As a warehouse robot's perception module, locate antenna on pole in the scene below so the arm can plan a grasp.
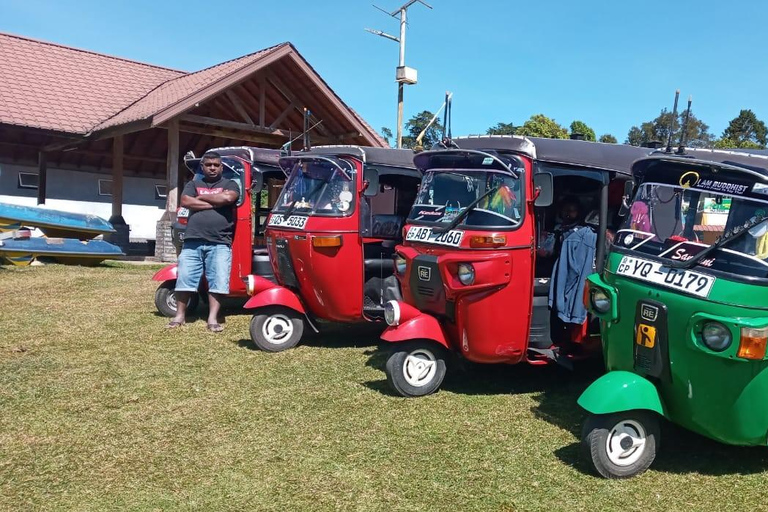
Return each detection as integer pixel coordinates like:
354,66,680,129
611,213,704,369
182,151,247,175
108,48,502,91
677,95,693,154
414,91,452,151
365,0,433,149
665,89,680,153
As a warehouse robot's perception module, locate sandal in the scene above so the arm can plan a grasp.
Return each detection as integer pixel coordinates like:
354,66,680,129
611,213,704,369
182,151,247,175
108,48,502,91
166,320,185,329
207,323,224,333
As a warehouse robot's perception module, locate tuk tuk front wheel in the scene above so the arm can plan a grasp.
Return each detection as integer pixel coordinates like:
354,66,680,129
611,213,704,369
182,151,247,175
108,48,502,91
582,410,659,479
250,307,304,352
385,341,447,397
154,281,199,318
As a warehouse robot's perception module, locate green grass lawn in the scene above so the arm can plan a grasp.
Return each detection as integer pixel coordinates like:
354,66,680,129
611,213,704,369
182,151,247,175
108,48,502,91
2,262,768,511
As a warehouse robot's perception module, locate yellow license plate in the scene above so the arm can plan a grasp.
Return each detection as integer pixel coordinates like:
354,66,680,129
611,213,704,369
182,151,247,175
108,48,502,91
636,324,656,348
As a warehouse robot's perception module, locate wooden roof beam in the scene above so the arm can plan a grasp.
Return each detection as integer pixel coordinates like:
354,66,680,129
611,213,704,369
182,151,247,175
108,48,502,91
180,114,291,138
225,90,255,126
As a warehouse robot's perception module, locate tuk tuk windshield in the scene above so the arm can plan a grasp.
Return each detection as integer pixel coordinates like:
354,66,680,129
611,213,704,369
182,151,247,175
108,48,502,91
616,182,768,279
407,170,523,228
272,159,356,216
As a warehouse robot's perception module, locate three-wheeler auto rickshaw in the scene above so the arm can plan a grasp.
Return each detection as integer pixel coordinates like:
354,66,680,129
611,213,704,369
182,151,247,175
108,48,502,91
379,136,651,397
153,146,285,317
579,149,768,478
243,145,421,351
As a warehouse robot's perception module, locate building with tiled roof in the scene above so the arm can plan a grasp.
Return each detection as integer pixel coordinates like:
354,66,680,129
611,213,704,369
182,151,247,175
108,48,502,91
0,32,387,260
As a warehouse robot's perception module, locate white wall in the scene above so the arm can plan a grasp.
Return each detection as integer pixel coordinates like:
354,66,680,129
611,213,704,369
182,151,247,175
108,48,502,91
0,162,166,240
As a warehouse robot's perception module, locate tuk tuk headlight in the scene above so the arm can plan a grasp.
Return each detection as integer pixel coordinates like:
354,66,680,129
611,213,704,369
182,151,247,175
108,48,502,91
384,300,401,326
395,254,407,275
246,275,256,296
457,263,475,286
701,322,732,352
590,288,611,314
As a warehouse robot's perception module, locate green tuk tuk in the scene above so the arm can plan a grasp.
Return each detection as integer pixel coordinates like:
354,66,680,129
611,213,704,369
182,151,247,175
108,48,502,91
579,149,768,478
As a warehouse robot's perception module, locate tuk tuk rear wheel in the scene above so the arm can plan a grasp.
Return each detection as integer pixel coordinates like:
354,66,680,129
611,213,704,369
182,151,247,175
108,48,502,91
385,341,447,398
582,410,659,479
250,307,304,352
154,281,199,318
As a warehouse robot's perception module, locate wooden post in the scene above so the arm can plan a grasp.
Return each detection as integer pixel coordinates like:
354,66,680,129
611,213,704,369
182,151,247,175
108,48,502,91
259,75,266,127
166,119,180,214
36,151,47,205
111,135,124,218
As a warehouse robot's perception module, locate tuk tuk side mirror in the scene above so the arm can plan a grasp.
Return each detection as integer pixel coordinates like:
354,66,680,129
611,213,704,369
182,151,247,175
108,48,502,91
533,172,553,207
618,180,635,217
251,172,264,193
363,168,379,197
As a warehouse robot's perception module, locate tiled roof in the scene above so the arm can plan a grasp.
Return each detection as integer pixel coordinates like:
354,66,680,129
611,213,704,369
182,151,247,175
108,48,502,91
94,43,288,132
0,32,386,147
0,32,182,133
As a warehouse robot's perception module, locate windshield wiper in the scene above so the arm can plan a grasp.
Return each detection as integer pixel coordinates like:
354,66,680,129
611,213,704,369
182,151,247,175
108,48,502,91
668,214,768,269
433,186,499,234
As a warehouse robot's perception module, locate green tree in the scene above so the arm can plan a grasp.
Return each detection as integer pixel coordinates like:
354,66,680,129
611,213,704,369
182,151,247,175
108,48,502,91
486,122,517,135
569,120,596,141
401,111,444,149
625,109,714,148
599,134,618,144
516,114,568,139
713,138,764,150
720,110,767,148
380,127,394,147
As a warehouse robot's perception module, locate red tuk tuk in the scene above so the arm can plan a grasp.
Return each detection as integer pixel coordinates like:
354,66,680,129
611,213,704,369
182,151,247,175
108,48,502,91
152,146,286,317
379,136,650,396
243,145,421,351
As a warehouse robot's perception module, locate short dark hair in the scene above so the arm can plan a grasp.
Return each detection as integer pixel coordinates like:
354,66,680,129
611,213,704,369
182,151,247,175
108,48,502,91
560,195,581,211
202,151,222,161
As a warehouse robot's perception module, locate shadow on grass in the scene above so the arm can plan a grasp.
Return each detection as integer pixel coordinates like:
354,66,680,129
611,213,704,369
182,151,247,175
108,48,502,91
362,345,606,399
535,379,768,477
235,322,385,352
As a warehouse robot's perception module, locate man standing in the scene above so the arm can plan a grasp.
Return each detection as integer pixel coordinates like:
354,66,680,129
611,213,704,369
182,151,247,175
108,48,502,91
167,151,240,332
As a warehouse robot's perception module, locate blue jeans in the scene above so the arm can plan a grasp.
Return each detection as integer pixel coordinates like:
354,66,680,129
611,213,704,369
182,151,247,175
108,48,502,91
175,241,232,295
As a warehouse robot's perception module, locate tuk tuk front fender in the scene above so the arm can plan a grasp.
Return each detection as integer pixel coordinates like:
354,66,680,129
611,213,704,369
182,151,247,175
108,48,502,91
244,286,306,315
380,313,450,351
152,264,178,282
577,371,667,417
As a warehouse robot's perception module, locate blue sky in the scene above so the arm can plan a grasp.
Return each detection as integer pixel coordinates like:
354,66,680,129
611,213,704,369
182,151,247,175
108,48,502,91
3,0,767,143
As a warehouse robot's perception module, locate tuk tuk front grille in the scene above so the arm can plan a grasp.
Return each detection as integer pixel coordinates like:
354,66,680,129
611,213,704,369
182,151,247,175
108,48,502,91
417,285,436,298
409,255,446,315
274,237,299,289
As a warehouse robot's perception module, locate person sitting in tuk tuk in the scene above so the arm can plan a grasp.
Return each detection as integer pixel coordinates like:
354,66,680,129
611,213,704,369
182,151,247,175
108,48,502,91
537,196,584,257
545,197,598,341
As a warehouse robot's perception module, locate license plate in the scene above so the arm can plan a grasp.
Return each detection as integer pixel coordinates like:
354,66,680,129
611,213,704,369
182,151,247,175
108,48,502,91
268,215,308,229
405,226,464,247
177,207,189,218
616,255,715,298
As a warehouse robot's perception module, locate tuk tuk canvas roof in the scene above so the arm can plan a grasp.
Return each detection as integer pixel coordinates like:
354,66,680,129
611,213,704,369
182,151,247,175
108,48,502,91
636,149,768,180
452,136,650,175
303,146,418,170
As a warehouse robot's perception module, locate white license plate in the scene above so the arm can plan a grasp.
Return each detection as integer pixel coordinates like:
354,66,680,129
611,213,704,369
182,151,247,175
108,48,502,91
616,255,715,298
268,214,308,229
405,226,464,247
177,207,189,218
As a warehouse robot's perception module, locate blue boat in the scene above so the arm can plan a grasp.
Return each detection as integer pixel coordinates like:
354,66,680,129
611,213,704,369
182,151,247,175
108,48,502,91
0,202,115,239
0,237,124,266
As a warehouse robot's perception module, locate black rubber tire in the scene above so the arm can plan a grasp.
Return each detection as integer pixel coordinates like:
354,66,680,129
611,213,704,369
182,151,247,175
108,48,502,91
154,281,199,317
249,307,305,352
385,341,447,397
581,410,660,479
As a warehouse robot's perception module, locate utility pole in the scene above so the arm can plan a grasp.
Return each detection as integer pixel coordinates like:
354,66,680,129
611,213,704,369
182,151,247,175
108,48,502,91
366,0,432,148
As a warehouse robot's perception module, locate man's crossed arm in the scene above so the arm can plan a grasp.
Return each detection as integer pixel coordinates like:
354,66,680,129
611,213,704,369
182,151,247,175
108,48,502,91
181,190,239,211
